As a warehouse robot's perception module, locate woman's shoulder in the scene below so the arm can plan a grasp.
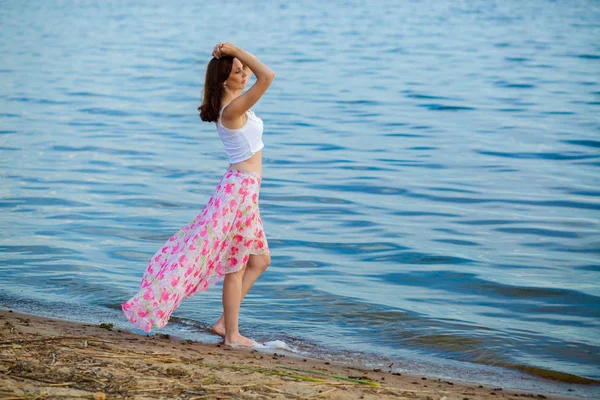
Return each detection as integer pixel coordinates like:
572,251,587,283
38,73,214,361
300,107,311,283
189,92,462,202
218,108,253,131
221,105,255,119
221,103,253,114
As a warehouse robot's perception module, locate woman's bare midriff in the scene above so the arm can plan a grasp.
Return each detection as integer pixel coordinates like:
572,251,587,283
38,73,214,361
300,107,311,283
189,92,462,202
228,150,263,175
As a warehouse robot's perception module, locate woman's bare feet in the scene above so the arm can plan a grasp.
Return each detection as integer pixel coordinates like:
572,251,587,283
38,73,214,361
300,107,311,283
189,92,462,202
210,316,226,338
225,333,258,347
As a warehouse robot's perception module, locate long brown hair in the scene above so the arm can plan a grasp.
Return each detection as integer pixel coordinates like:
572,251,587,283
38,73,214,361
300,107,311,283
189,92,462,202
198,56,234,123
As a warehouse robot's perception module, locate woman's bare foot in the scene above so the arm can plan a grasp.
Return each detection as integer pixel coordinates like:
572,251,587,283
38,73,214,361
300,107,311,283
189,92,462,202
225,333,258,348
210,316,226,338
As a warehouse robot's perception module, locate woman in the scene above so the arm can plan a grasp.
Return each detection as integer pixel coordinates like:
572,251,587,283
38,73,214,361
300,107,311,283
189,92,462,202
122,42,275,347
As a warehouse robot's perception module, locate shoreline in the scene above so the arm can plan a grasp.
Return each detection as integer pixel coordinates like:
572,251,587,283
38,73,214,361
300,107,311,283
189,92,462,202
0,309,589,400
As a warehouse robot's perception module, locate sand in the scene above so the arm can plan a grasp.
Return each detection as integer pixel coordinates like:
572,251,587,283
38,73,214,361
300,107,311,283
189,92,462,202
0,309,582,400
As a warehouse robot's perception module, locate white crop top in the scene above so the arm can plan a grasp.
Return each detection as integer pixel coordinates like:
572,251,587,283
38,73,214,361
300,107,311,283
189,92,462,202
217,106,264,164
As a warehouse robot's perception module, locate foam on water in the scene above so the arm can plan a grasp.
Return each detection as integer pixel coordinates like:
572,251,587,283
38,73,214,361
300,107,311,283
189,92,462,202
255,340,297,353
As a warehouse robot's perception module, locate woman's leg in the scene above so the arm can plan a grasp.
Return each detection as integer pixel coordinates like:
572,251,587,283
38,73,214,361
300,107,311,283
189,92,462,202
222,265,255,346
213,254,271,339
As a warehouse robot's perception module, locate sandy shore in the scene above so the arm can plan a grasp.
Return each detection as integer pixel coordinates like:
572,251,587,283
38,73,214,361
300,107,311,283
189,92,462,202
0,309,583,400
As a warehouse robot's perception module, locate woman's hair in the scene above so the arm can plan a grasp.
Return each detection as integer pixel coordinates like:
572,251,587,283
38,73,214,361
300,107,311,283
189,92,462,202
198,56,234,123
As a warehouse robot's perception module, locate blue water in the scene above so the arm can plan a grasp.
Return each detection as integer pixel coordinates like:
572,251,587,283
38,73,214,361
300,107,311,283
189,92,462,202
1,0,599,397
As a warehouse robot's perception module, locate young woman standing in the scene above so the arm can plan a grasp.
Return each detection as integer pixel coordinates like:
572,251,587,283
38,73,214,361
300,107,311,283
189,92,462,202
122,42,275,347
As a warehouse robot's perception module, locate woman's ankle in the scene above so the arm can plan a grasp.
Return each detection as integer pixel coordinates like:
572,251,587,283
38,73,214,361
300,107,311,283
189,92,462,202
224,333,257,347
225,331,241,342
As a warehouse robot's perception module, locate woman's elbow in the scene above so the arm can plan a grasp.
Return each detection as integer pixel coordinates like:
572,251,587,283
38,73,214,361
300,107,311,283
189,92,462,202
266,70,275,82
258,70,275,85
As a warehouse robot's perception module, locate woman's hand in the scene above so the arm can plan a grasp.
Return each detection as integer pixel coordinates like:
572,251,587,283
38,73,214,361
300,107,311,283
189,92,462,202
212,42,238,59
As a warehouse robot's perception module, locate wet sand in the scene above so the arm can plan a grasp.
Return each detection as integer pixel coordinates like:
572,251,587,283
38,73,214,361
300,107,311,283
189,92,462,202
0,309,583,399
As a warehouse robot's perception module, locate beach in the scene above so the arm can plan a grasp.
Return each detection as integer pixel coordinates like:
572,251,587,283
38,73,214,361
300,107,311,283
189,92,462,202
0,309,581,400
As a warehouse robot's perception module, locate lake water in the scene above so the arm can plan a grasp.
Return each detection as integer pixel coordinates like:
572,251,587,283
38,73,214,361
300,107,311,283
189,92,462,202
1,0,599,397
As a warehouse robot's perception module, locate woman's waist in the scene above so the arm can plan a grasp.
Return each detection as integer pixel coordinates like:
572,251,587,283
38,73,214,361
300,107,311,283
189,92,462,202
228,150,262,175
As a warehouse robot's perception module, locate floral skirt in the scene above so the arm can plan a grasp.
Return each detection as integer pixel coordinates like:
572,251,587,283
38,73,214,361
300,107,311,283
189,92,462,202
122,169,270,332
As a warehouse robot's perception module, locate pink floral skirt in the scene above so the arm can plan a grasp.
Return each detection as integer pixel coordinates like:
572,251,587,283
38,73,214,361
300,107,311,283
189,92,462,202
121,169,270,332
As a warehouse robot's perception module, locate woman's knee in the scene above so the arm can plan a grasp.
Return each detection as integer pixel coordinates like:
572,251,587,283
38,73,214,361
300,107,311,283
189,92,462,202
262,254,271,271
249,254,271,272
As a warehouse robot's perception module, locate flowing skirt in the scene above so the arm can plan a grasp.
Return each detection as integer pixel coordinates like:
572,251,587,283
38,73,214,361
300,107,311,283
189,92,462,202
121,169,270,332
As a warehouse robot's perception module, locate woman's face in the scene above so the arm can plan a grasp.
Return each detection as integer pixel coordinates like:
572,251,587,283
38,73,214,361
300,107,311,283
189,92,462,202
225,58,247,90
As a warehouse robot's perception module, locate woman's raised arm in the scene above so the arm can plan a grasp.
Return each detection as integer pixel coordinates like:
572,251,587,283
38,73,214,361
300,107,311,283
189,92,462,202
215,43,274,118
